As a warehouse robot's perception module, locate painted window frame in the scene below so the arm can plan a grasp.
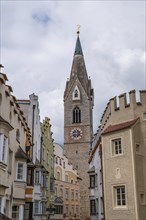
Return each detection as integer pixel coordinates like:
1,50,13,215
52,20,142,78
12,205,19,220
0,133,8,164
111,137,123,157
35,170,41,185
16,161,26,181
90,175,95,188
90,199,96,215
113,184,127,209
34,200,40,215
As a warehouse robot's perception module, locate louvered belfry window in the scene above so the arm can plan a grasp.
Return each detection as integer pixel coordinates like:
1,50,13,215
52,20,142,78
73,106,81,123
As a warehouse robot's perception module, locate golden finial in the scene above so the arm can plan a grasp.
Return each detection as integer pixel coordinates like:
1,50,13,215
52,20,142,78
77,24,81,35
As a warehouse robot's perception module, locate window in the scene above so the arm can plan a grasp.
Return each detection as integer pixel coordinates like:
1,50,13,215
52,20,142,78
90,175,95,188
50,176,54,192
16,129,20,142
0,134,8,163
74,90,78,97
47,152,49,164
95,174,98,187
17,162,24,180
99,170,102,185
71,191,74,200
42,175,47,187
24,203,33,220
12,205,19,220
66,190,68,200
42,148,45,161
96,198,99,215
60,158,62,165
65,175,68,182
72,86,80,100
8,149,13,173
114,185,126,207
135,143,140,154
112,138,122,156
71,179,74,184
27,167,34,185
51,157,53,168
63,161,65,168
34,201,39,214
35,170,40,184
140,193,145,205
76,192,78,200
2,136,7,161
90,200,96,215
41,201,46,214
55,205,63,214
73,107,81,123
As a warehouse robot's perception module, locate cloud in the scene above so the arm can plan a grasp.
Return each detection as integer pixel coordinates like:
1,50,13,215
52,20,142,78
1,1,145,144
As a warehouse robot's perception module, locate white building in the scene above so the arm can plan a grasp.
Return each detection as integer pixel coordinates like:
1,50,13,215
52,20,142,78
88,130,104,220
17,94,43,220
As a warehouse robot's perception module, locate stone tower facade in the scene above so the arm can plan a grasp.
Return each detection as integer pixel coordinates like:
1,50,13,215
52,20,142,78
64,33,94,219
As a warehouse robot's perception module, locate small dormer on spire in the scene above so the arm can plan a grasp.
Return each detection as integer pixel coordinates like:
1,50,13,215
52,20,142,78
74,25,83,56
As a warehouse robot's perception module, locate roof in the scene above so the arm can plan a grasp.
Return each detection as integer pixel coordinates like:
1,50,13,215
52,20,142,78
102,118,139,135
74,35,83,56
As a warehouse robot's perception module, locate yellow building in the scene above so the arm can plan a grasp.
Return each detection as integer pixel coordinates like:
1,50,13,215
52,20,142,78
54,143,81,220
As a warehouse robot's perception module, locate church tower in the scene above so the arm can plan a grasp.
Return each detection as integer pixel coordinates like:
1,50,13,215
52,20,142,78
64,30,94,219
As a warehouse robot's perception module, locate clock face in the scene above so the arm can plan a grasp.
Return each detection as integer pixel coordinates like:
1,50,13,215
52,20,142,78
70,128,82,140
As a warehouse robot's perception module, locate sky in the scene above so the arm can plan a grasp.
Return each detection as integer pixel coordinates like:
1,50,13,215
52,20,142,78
1,0,145,145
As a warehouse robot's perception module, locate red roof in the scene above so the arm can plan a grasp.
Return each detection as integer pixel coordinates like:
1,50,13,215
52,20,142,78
102,118,139,135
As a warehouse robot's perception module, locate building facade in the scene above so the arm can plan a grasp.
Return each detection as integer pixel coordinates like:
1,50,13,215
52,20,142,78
101,90,146,220
64,32,94,219
17,95,44,220
41,117,55,216
0,65,32,220
54,143,81,220
88,131,104,220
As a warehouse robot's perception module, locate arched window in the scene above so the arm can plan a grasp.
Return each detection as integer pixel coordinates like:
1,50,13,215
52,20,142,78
73,107,81,123
72,86,80,100
74,90,78,98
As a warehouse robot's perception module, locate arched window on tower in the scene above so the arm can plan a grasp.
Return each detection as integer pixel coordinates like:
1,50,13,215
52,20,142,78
73,107,81,123
75,90,78,98
72,86,80,100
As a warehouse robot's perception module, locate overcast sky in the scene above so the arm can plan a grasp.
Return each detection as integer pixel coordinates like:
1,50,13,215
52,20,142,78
1,1,145,145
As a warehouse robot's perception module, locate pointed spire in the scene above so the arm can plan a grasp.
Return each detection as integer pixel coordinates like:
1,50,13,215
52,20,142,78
74,25,83,56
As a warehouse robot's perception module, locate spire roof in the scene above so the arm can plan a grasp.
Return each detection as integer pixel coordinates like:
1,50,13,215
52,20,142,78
74,35,83,56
